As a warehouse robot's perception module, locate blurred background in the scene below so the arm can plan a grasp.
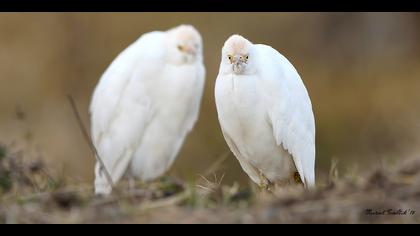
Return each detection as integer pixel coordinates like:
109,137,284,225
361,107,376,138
0,13,420,186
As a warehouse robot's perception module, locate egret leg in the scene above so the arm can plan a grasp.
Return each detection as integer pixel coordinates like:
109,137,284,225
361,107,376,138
258,171,273,192
293,171,303,185
127,172,136,194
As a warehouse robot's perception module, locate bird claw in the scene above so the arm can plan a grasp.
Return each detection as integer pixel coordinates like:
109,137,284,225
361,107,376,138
293,171,303,185
258,172,273,191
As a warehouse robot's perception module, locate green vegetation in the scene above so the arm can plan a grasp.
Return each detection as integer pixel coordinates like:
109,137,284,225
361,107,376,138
0,146,11,193
0,171,12,194
0,146,5,160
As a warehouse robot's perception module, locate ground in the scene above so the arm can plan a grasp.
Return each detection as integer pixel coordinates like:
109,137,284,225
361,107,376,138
1,144,419,224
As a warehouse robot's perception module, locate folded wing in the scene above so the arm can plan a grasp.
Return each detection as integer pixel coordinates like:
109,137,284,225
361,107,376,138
256,44,316,188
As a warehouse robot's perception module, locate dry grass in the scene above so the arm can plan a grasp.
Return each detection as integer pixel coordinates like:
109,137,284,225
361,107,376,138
1,143,419,224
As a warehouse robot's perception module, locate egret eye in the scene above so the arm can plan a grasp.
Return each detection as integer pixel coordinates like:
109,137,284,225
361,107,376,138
177,45,183,51
228,55,232,61
245,55,249,60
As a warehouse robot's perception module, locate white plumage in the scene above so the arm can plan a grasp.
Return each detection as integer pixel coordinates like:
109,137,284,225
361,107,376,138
90,25,205,195
215,35,315,189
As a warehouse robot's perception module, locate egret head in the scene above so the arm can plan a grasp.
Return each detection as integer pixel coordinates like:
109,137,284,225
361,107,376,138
221,34,256,75
166,24,203,64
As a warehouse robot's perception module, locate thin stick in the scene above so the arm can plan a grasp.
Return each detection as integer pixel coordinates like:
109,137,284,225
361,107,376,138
66,95,115,189
195,151,230,188
203,150,230,178
136,191,189,212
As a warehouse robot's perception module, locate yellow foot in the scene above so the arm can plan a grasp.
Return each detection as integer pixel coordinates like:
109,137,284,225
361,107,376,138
293,171,303,185
258,172,273,192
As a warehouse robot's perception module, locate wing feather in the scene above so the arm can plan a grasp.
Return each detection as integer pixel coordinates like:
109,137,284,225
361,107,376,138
256,44,316,188
90,32,165,190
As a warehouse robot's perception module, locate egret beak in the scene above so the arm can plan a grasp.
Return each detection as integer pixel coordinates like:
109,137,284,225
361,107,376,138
230,55,239,65
233,54,248,66
181,46,196,55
